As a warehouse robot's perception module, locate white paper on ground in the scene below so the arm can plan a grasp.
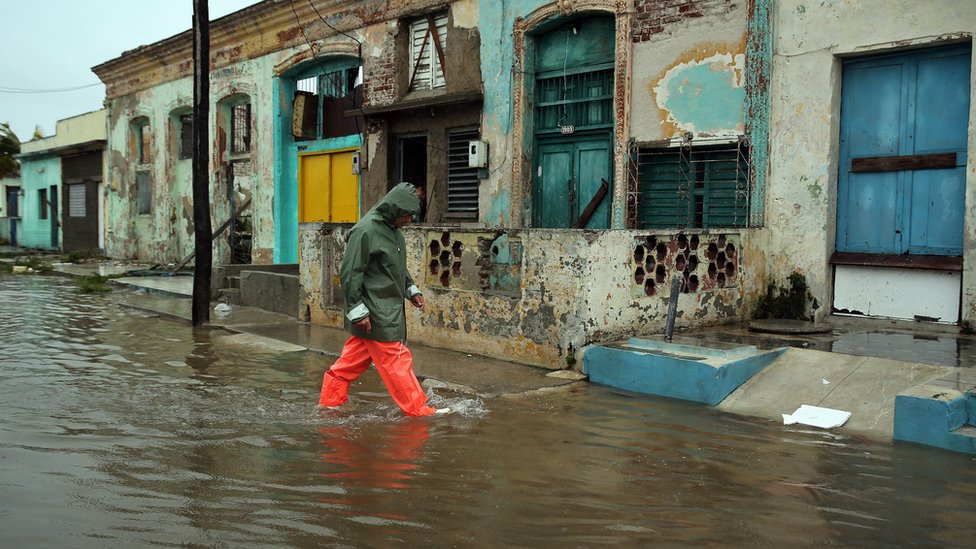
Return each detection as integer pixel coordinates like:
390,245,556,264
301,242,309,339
782,404,852,429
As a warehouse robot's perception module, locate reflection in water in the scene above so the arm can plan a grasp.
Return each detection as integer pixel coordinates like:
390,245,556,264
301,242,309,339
2,275,976,547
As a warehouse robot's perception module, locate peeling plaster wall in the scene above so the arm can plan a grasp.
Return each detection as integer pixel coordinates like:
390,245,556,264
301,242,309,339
478,0,550,227
631,1,747,141
103,56,277,264
767,0,976,322
301,223,762,368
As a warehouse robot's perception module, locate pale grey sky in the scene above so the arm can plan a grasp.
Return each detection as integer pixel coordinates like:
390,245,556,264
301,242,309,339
1,0,260,142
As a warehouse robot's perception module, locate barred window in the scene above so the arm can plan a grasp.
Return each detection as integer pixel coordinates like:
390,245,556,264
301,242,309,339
292,67,361,141
136,171,152,215
231,103,251,154
39,189,48,220
535,67,614,134
635,141,751,229
179,114,193,160
138,122,152,164
447,127,480,215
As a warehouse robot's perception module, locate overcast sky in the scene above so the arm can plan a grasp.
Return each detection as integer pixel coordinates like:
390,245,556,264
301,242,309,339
1,0,260,142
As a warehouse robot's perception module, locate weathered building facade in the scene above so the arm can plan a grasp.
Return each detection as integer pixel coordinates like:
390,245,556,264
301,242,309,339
299,0,773,368
91,0,976,370
766,0,976,328
14,110,107,252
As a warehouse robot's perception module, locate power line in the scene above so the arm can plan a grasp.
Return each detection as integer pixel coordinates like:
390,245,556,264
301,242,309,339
0,82,102,94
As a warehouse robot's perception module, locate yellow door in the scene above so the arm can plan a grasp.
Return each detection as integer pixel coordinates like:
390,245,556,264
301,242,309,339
298,149,359,223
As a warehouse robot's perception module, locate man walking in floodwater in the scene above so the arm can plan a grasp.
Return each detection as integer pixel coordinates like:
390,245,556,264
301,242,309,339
319,182,449,417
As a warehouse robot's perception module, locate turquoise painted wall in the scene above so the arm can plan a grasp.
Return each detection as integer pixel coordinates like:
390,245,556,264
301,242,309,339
17,156,60,249
273,61,362,264
479,0,549,226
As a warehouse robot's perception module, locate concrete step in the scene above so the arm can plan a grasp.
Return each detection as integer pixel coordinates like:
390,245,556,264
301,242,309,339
226,275,240,289
215,287,241,305
584,340,785,405
895,385,976,454
952,425,976,438
239,270,299,317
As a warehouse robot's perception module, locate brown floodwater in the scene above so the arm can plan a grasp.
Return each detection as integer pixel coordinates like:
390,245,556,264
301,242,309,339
2,274,976,547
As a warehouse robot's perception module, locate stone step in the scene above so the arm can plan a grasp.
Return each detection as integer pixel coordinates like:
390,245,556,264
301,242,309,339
215,287,241,306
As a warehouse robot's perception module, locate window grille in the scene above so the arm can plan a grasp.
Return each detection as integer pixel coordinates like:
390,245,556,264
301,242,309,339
68,184,86,218
447,127,480,215
136,171,152,215
39,189,48,220
231,103,251,154
635,139,751,229
535,67,614,134
293,68,360,140
179,115,193,160
409,13,447,91
139,124,152,164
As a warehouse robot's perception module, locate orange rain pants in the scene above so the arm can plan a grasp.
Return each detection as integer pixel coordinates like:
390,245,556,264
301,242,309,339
319,336,437,417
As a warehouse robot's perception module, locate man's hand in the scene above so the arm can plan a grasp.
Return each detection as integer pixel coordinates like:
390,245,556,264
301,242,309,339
410,294,425,311
354,316,372,334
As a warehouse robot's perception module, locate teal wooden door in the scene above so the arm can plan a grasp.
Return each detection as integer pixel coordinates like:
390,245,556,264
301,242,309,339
536,141,573,228
575,138,611,229
837,45,970,256
534,136,611,228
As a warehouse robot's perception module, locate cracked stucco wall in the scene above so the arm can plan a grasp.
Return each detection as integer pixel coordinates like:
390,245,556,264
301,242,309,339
767,0,976,322
300,224,758,368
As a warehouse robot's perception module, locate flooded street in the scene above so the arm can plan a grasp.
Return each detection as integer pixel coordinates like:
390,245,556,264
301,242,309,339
2,274,976,547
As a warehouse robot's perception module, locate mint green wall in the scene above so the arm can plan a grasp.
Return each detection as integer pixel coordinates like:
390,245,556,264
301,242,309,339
17,155,60,249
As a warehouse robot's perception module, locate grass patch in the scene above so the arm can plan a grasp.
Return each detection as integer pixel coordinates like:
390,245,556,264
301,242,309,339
0,264,11,274
74,274,119,293
754,271,811,321
65,248,106,263
10,257,54,273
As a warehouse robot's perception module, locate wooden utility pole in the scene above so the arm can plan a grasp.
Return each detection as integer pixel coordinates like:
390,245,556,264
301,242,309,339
191,0,213,326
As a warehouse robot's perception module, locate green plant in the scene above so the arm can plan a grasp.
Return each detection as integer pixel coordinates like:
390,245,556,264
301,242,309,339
0,264,11,274
754,271,810,320
14,257,53,273
74,274,115,293
65,248,103,263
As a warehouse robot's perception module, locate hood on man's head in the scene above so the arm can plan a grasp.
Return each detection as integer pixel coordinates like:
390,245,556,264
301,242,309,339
373,182,421,222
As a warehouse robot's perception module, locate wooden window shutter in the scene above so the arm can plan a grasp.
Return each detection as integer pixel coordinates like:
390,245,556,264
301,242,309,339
409,13,447,91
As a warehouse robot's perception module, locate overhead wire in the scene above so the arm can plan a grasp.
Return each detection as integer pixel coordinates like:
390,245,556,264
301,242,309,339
0,82,102,94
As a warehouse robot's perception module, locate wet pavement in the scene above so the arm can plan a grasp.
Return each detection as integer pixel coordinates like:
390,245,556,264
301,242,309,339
12,253,976,442
49,260,580,398
3,272,976,546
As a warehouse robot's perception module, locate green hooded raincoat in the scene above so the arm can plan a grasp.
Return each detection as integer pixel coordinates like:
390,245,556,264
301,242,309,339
340,182,422,342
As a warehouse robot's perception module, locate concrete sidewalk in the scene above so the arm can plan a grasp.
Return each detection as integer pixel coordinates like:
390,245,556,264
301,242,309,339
49,261,581,398
44,259,976,448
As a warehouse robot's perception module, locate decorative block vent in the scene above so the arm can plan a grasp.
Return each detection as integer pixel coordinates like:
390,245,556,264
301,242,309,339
427,231,465,288
632,233,740,297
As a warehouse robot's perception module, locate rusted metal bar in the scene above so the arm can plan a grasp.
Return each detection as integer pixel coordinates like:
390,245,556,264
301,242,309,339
851,153,956,173
173,197,252,274
407,25,431,91
427,14,447,79
574,178,609,229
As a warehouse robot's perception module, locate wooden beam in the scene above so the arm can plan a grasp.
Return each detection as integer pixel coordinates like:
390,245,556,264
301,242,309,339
830,251,962,271
851,153,956,173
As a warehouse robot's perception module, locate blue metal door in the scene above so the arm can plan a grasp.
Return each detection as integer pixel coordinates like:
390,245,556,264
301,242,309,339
837,45,970,256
